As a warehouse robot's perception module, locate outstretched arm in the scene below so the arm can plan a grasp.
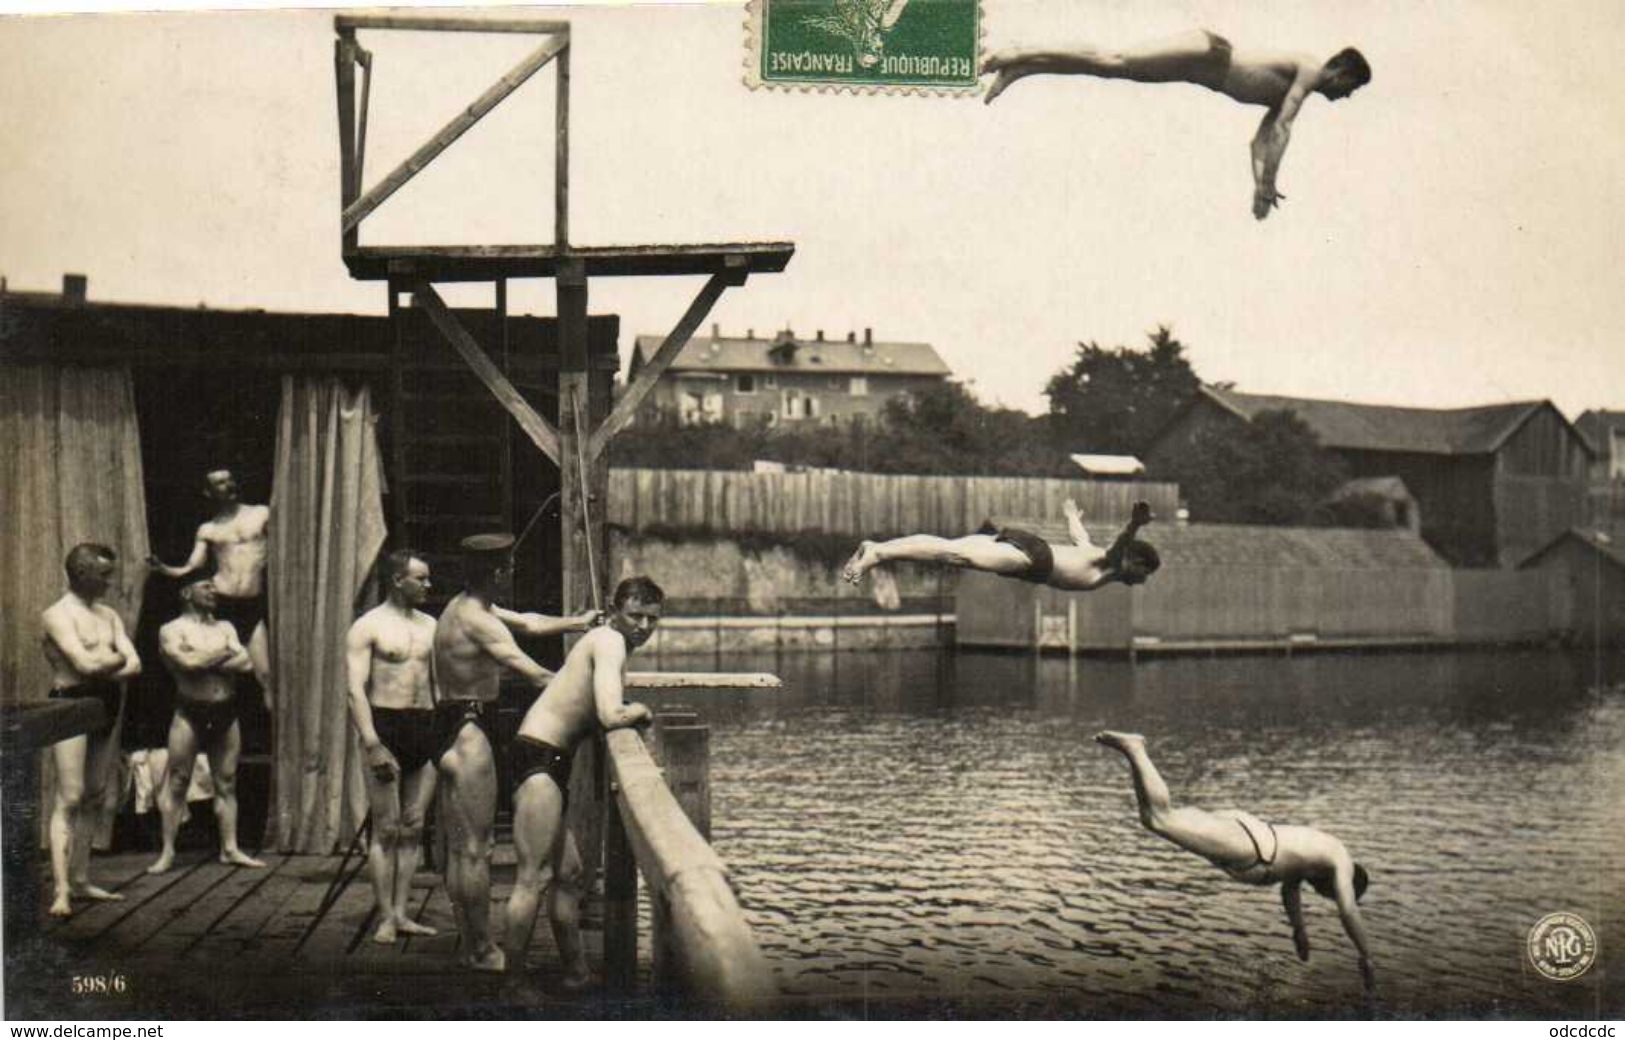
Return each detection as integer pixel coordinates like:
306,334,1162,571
1333,867,1375,990
1250,74,1314,219
1061,499,1099,552
590,634,652,731
149,532,211,579
470,613,554,689
1102,501,1154,568
1281,881,1310,961
493,606,600,639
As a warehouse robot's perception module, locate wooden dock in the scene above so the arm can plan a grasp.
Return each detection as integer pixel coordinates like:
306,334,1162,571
10,846,666,1019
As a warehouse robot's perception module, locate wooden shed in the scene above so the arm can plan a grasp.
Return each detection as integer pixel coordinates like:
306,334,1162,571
1518,528,1625,645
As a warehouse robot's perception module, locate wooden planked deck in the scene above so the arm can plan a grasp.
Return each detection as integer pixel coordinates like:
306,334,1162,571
9,847,660,1019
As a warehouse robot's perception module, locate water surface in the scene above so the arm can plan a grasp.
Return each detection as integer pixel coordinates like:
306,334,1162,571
655,648,1624,1017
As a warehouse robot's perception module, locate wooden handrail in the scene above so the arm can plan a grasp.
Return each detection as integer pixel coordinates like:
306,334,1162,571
604,728,777,1007
1,697,106,755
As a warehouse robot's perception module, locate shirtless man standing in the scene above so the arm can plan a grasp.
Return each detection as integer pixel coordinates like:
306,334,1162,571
1096,731,1375,990
982,31,1371,219
431,533,597,971
502,576,659,987
345,549,440,943
844,500,1159,599
147,578,267,873
149,468,272,698
41,544,141,916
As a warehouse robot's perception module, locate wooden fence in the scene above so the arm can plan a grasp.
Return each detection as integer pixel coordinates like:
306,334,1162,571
607,468,1180,538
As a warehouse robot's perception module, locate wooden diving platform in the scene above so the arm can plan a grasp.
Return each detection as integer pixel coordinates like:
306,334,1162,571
10,845,652,1018
343,243,796,282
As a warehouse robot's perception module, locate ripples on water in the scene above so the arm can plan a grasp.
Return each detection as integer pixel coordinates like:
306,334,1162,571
649,647,1624,1017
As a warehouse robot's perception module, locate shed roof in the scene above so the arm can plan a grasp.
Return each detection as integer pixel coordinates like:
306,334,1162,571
1196,386,1577,456
984,518,1450,570
632,331,950,377
1575,410,1625,454
1517,527,1625,572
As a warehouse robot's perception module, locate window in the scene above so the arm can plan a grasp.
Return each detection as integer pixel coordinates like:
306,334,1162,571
849,376,869,396
736,374,756,394
762,374,777,389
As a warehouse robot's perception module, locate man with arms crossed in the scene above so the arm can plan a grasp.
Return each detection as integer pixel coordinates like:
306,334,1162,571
983,30,1371,219
346,549,441,943
41,543,142,916
149,468,272,697
503,576,660,988
1096,731,1375,990
147,578,267,873
431,533,597,971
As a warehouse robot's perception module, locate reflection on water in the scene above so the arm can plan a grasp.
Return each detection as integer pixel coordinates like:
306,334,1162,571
657,648,1624,1017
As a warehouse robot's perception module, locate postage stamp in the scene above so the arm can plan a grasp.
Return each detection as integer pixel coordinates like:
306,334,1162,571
746,0,981,94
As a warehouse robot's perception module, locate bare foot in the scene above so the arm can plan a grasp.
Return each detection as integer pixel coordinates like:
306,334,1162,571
146,851,176,875
842,541,879,584
48,892,73,917
395,917,437,937
70,884,124,902
373,917,399,944
983,50,1024,104
1093,731,1146,754
463,944,506,973
220,849,266,868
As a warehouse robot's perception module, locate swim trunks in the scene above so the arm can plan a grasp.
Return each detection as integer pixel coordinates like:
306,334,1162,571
509,735,574,808
214,593,266,647
370,706,438,771
176,697,239,749
433,698,496,762
49,681,123,734
1213,810,1279,885
976,520,1055,584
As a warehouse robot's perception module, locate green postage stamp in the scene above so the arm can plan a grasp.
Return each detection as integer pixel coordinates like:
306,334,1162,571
746,0,981,94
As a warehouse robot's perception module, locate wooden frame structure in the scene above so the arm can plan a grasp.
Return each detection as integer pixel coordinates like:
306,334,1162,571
334,13,793,614
334,13,793,1002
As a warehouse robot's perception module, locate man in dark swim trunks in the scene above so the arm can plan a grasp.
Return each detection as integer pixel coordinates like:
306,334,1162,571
502,576,658,988
843,499,1158,601
1096,731,1375,990
345,549,441,943
430,533,598,972
41,543,142,916
982,29,1371,219
148,578,266,874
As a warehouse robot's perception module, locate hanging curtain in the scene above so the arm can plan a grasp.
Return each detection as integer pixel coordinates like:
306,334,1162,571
0,364,150,847
266,377,386,854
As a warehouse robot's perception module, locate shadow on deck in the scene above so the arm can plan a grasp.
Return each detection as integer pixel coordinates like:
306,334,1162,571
10,847,666,1019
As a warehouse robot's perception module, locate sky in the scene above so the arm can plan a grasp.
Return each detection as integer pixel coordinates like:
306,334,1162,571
2,0,1623,419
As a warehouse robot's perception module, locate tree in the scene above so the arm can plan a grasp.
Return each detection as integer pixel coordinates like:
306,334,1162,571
1162,409,1350,524
1044,326,1201,455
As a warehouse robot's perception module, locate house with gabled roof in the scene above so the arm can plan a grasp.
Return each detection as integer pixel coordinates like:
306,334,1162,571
1576,409,1625,481
628,324,951,427
1144,386,1594,568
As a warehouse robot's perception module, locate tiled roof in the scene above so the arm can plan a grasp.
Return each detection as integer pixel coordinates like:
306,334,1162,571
985,518,1450,570
1200,386,1553,456
632,332,951,377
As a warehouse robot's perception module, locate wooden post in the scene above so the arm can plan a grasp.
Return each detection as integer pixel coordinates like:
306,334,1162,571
496,278,514,537
387,283,409,541
555,37,570,249
660,724,711,841
334,30,359,255
651,709,699,765
557,257,604,886
603,763,638,992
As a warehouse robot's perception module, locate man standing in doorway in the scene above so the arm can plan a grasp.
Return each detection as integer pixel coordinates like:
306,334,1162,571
149,468,272,701
147,578,266,873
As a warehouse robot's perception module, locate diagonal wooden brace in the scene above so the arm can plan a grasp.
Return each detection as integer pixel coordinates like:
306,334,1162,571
414,283,561,466
586,258,745,462
342,34,568,235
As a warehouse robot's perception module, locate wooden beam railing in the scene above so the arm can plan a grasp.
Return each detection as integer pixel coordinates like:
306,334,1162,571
601,724,777,1009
